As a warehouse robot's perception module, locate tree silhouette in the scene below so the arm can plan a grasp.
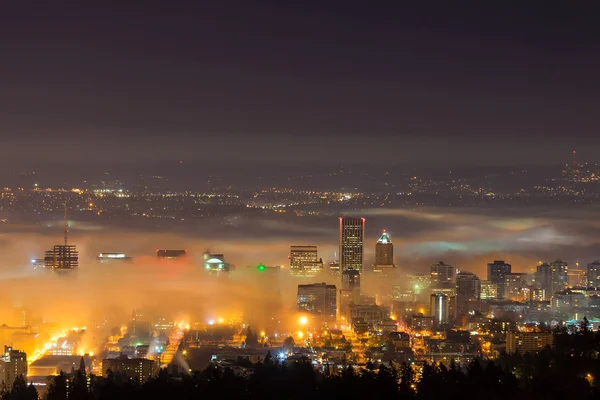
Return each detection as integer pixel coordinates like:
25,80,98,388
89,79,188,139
283,336,295,351
46,372,68,400
1,375,38,400
244,327,259,347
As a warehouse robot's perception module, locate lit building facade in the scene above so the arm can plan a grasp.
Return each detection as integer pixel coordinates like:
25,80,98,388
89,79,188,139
487,260,512,299
97,253,132,263
289,246,323,276
44,245,79,270
102,355,155,382
430,293,451,327
339,217,364,273
430,261,454,285
506,331,552,354
505,273,528,300
589,261,600,288
156,249,187,259
480,280,498,300
550,259,569,295
0,346,27,387
202,251,231,272
535,263,552,299
456,272,480,315
374,230,394,269
297,283,337,319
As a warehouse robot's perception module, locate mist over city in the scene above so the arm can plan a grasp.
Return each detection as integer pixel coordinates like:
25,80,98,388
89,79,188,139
2,1,600,399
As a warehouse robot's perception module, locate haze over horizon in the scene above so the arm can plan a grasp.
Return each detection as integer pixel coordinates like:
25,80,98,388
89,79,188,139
2,2,599,166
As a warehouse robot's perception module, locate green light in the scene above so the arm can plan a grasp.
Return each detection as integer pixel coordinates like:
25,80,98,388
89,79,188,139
257,264,266,271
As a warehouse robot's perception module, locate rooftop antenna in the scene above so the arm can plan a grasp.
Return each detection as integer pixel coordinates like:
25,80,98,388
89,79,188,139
64,203,68,246
573,150,577,168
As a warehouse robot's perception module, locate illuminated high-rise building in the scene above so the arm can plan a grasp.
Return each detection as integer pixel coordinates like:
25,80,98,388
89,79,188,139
550,259,568,294
430,261,454,285
505,273,527,300
375,230,394,267
487,260,511,299
587,261,600,288
339,217,364,273
456,272,480,315
289,246,323,276
44,204,79,270
535,263,552,300
588,260,600,288
0,346,27,387
430,293,450,327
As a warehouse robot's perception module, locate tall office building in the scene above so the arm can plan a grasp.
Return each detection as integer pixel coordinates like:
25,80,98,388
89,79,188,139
487,260,512,299
456,272,480,315
297,283,337,319
430,261,454,285
505,273,528,300
375,230,394,267
588,260,600,288
290,246,323,276
535,263,552,300
430,293,450,327
0,346,27,387
44,204,78,270
339,217,365,273
550,259,568,295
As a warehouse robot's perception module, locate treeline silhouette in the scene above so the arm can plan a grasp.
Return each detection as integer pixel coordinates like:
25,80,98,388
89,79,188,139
6,318,600,400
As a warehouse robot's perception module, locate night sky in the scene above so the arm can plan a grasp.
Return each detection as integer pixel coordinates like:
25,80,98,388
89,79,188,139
2,2,600,166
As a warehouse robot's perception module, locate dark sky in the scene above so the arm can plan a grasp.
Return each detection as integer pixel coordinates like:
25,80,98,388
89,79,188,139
2,1,600,166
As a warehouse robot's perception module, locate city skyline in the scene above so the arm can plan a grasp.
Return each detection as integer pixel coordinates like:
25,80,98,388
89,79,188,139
2,2,600,396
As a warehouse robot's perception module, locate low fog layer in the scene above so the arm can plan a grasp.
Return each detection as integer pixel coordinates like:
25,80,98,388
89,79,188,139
0,205,598,336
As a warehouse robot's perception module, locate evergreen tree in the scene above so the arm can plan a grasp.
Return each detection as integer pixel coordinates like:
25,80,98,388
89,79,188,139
46,372,68,400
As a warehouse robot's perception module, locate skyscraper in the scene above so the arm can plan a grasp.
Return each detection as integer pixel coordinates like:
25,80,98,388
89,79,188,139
375,229,394,266
339,217,364,273
588,260,600,288
535,263,552,300
487,260,512,299
430,293,450,327
456,272,480,315
430,261,454,285
549,259,568,294
289,246,323,276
